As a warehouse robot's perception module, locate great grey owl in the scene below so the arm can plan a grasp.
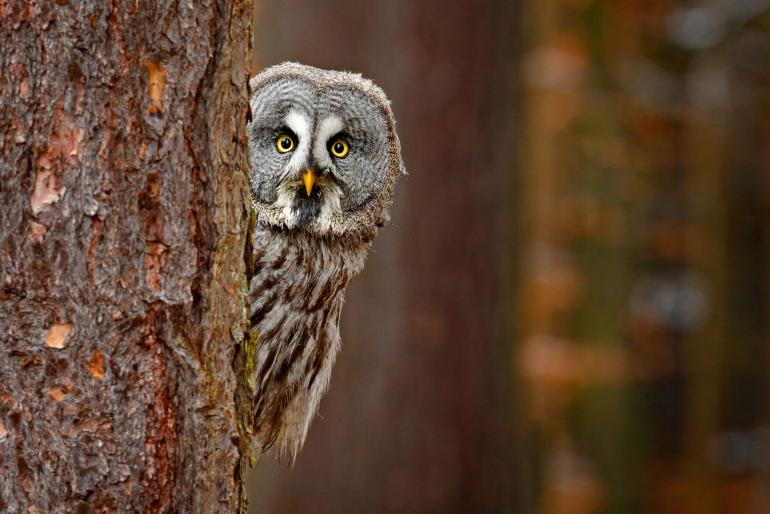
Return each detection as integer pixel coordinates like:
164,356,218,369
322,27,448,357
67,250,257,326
242,62,403,462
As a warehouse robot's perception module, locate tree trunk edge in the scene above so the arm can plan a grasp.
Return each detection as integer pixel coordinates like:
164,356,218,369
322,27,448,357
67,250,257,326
197,1,257,512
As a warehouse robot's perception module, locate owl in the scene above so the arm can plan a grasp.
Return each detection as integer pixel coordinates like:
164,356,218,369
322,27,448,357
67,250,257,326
241,62,404,462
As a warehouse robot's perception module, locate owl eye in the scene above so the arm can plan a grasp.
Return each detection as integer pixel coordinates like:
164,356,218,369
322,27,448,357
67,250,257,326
276,134,295,153
329,138,349,159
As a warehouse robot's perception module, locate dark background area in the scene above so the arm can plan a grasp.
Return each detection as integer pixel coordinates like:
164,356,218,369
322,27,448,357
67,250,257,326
247,1,770,513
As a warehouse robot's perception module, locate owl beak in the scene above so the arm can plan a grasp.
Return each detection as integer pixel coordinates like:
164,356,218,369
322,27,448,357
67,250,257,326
302,168,316,197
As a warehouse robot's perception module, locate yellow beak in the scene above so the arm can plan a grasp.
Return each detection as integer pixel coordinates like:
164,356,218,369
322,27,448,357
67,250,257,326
302,168,316,197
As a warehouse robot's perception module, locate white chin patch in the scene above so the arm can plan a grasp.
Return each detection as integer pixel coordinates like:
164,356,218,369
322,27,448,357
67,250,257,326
270,178,343,234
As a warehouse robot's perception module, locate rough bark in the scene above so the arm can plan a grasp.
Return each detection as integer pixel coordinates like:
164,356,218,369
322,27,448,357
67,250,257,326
0,1,253,512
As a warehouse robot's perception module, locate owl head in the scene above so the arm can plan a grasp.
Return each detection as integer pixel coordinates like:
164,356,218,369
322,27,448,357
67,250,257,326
247,63,404,239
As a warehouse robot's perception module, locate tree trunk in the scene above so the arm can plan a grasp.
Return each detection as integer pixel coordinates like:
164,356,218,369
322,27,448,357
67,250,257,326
0,1,254,512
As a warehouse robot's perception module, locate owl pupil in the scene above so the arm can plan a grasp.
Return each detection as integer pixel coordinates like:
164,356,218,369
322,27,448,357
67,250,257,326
281,138,291,149
334,143,343,153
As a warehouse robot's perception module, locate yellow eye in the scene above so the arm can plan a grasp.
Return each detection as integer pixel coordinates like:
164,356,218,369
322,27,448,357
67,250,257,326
276,134,295,153
329,138,349,158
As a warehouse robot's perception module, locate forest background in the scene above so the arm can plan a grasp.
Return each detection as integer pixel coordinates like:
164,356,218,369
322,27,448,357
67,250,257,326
247,1,770,514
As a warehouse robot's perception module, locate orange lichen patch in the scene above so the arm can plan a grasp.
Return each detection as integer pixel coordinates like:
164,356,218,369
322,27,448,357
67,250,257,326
44,322,74,349
88,350,106,379
145,242,168,291
28,221,47,242
145,58,166,114
0,421,7,440
19,78,30,97
87,218,103,282
48,388,66,401
140,309,177,511
44,111,85,164
64,125,84,160
30,107,84,215
30,166,65,215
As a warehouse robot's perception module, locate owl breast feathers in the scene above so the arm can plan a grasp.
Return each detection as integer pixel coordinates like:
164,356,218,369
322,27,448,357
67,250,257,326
240,62,403,462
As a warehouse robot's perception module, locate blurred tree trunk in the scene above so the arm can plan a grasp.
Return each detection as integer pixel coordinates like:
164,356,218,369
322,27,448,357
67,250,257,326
0,1,253,512
683,101,728,514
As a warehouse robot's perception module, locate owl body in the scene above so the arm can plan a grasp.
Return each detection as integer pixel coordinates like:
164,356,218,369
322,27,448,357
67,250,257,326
244,63,403,461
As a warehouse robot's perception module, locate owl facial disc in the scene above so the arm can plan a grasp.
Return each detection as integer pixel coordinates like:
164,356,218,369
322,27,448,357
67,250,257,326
247,62,404,238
